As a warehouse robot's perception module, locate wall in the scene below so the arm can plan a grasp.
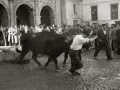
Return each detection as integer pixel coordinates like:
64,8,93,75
83,0,120,24
65,0,82,26
0,0,63,26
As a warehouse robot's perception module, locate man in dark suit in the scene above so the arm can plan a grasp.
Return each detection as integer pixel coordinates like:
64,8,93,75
93,24,113,60
116,25,120,54
111,24,117,52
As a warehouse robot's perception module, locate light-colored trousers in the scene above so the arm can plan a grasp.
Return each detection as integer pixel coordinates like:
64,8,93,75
12,35,18,44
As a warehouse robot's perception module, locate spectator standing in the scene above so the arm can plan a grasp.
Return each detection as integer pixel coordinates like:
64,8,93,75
116,25,120,54
2,27,7,46
11,26,15,45
8,26,12,46
24,25,28,33
93,24,113,60
111,24,117,52
13,25,18,46
42,25,48,32
54,25,58,33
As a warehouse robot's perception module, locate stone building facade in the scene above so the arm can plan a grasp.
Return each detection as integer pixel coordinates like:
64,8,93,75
0,0,82,27
83,0,120,25
65,0,83,26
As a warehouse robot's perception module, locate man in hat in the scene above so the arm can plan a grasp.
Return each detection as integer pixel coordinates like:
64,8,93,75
42,25,48,32
111,24,117,52
69,30,97,75
116,24,120,54
93,24,113,60
53,25,58,33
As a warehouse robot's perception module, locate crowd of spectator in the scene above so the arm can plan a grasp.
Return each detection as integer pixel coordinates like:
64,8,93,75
0,23,120,55
0,24,64,46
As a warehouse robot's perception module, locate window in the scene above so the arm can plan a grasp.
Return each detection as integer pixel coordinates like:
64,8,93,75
111,4,118,19
73,4,77,14
73,20,78,26
91,6,98,21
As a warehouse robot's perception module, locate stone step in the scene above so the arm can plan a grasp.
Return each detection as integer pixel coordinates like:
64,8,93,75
0,46,32,62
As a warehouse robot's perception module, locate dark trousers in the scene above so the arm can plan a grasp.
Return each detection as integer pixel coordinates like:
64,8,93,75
95,39,99,49
94,41,112,59
112,40,117,51
69,49,83,73
116,39,120,54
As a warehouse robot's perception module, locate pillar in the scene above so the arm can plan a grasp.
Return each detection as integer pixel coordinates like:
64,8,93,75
50,16,56,25
55,0,62,25
35,16,41,25
8,16,11,27
9,0,15,26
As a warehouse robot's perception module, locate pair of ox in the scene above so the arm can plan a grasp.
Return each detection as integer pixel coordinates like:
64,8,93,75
16,31,70,70
16,29,91,70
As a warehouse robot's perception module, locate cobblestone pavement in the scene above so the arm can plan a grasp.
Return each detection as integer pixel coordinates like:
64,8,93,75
0,50,120,90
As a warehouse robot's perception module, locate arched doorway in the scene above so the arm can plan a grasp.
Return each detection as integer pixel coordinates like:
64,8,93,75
0,4,8,27
16,4,34,26
40,5,55,26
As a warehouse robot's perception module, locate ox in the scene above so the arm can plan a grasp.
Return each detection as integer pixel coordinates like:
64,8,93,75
16,31,70,70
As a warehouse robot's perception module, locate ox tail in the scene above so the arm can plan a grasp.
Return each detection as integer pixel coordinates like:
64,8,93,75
16,47,22,53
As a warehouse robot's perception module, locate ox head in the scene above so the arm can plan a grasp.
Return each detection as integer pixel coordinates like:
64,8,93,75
62,29,82,43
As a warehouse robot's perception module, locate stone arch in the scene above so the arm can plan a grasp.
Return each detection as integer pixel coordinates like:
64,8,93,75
0,2,9,26
39,4,56,16
0,2,9,15
15,3,34,26
15,2,33,13
39,4,55,26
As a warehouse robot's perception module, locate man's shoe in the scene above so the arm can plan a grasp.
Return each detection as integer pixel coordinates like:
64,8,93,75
69,69,74,73
72,71,80,76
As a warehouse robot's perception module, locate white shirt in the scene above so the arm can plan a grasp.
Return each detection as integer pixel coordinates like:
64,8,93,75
103,30,106,35
35,26,42,33
24,26,28,33
70,35,90,50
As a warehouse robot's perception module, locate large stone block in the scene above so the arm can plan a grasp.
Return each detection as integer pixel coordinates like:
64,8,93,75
0,46,32,62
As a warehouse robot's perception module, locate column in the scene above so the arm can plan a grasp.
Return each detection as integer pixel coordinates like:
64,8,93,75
29,16,34,26
9,0,15,26
15,16,17,25
33,0,40,26
35,16,41,25
8,16,11,27
50,16,56,25
55,0,62,25
79,0,83,23
60,0,67,25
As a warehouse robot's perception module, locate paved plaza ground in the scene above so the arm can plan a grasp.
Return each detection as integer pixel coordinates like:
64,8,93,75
0,49,120,90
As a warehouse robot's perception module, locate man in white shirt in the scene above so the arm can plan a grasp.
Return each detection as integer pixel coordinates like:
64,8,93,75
69,30,97,75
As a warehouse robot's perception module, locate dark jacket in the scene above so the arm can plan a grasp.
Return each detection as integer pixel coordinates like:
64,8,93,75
97,28,110,43
116,29,120,39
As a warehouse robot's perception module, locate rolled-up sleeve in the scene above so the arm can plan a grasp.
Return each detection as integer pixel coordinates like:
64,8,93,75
79,38,89,43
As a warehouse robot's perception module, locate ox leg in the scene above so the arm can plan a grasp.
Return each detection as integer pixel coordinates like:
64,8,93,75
53,58,60,70
63,52,69,67
19,51,29,68
32,53,42,67
44,56,52,67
